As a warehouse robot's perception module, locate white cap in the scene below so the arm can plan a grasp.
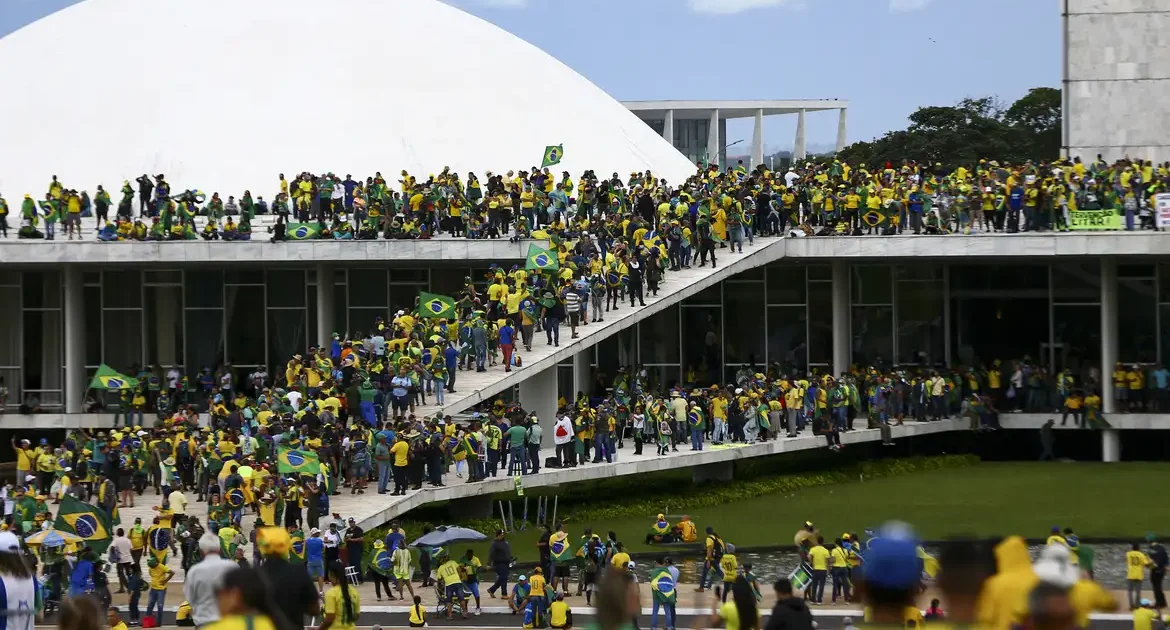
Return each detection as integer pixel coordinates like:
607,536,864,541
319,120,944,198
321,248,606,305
24,475,34,482
0,532,21,554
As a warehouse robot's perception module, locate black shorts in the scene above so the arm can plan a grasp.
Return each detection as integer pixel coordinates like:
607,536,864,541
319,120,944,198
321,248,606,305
555,565,571,578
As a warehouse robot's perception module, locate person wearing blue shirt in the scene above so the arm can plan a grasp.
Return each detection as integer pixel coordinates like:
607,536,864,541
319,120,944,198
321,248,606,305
385,527,405,552
1008,185,1024,233
342,175,359,210
499,322,516,372
1153,364,1170,413
907,191,923,234
444,343,459,393
306,529,326,592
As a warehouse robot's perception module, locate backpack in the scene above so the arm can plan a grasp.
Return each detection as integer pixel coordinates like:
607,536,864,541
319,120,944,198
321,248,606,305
709,535,725,560
177,439,191,461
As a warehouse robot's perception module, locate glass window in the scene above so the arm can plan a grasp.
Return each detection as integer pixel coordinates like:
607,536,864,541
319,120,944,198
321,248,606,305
102,271,142,308
639,304,679,364
645,365,681,392
807,265,833,281
766,264,806,305
225,270,264,285
596,328,637,375
349,308,387,336
333,283,347,340
1053,305,1101,374
1160,264,1170,303
1052,261,1101,304
557,365,575,401
83,272,101,286
308,291,318,348
184,270,223,308
23,309,62,400
724,282,766,367
266,270,306,308
0,287,20,366
685,284,721,306
390,285,427,313
391,269,429,284
185,309,224,372
807,282,832,366
431,268,469,297
1118,264,1154,279
0,271,20,287
1118,277,1157,363
895,266,941,281
851,306,894,367
225,286,266,366
103,310,143,372
851,266,892,305
22,271,61,309
731,267,765,281
681,307,720,385
84,286,102,367
145,286,184,367
347,269,388,307
144,270,182,284
268,309,307,372
896,282,944,366
951,264,1047,291
767,305,808,373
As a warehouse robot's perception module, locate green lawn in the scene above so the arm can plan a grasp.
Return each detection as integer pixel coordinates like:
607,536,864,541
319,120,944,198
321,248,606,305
460,462,1170,562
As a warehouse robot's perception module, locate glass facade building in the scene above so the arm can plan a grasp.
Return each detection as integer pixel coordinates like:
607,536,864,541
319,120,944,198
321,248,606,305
1,259,1161,413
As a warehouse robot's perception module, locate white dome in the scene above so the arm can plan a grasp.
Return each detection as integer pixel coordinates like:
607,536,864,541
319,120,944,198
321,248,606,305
0,0,695,199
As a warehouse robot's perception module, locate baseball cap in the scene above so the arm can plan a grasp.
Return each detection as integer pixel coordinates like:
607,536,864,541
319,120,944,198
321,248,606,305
0,532,20,553
856,522,921,590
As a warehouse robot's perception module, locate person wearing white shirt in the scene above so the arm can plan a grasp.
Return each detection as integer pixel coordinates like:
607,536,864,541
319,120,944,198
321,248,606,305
286,390,302,411
183,533,238,626
168,489,188,516
323,523,342,568
166,368,181,394
553,415,574,467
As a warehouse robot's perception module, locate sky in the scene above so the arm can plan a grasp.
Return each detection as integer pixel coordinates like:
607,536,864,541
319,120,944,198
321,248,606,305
1,0,1060,154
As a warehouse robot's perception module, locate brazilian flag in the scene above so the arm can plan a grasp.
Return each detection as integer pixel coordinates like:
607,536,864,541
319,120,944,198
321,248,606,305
419,292,456,319
368,547,393,576
147,524,172,564
688,406,705,429
526,244,559,272
650,566,677,603
88,364,138,391
541,144,564,169
290,529,306,564
550,531,573,564
287,222,320,240
225,488,246,510
277,446,321,475
54,495,113,553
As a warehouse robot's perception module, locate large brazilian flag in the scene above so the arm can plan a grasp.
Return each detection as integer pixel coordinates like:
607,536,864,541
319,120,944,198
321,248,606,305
88,364,138,391
54,495,113,553
650,566,677,603
277,446,321,475
287,222,321,240
550,531,573,564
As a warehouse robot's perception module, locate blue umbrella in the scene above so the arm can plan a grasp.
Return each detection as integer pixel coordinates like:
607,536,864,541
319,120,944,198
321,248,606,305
410,526,487,548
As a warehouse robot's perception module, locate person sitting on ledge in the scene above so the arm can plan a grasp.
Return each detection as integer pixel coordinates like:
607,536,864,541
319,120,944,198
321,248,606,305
201,219,219,240
645,513,676,544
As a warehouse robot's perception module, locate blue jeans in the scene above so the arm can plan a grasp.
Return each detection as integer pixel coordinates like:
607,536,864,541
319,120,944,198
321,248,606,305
832,407,847,430
509,446,528,475
729,226,744,251
652,601,676,629
377,462,390,492
146,589,166,622
690,428,703,450
434,379,445,405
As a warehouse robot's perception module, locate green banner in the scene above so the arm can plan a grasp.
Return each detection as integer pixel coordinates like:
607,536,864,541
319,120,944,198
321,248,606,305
1069,209,1121,231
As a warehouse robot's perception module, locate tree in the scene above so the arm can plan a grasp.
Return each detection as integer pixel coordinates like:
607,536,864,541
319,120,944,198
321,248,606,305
836,88,1061,168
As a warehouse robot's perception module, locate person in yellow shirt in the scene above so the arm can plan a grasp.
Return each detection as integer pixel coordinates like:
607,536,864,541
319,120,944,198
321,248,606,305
146,556,174,625
390,436,410,496
1134,599,1158,630
718,545,738,601
807,537,830,604
549,592,572,629
323,561,361,630
830,539,852,603
11,438,33,487
1127,366,1146,411
1127,543,1154,609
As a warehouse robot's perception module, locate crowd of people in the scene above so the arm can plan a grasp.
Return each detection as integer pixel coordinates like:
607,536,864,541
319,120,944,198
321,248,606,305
0,154,1164,242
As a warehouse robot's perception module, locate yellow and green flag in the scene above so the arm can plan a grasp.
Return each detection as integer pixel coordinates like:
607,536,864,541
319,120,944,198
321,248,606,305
287,222,320,240
526,244,559,272
88,364,138,390
419,292,457,319
541,144,564,169
277,446,321,475
54,495,113,553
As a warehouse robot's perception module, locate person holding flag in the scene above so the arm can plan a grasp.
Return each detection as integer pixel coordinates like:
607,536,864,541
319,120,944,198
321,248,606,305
549,522,574,597
650,555,678,630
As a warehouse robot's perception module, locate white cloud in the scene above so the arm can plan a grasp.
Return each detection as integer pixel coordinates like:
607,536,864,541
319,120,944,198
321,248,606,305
888,0,933,12
688,0,796,15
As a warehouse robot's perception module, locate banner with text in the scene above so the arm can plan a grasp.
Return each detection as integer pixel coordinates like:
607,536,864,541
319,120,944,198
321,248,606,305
1068,209,1121,231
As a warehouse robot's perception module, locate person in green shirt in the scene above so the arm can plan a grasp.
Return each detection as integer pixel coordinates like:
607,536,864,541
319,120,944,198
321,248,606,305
505,421,528,475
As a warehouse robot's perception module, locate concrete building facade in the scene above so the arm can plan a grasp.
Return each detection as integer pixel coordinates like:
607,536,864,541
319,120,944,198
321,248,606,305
2,233,1165,442
1063,0,1170,161
623,100,848,168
